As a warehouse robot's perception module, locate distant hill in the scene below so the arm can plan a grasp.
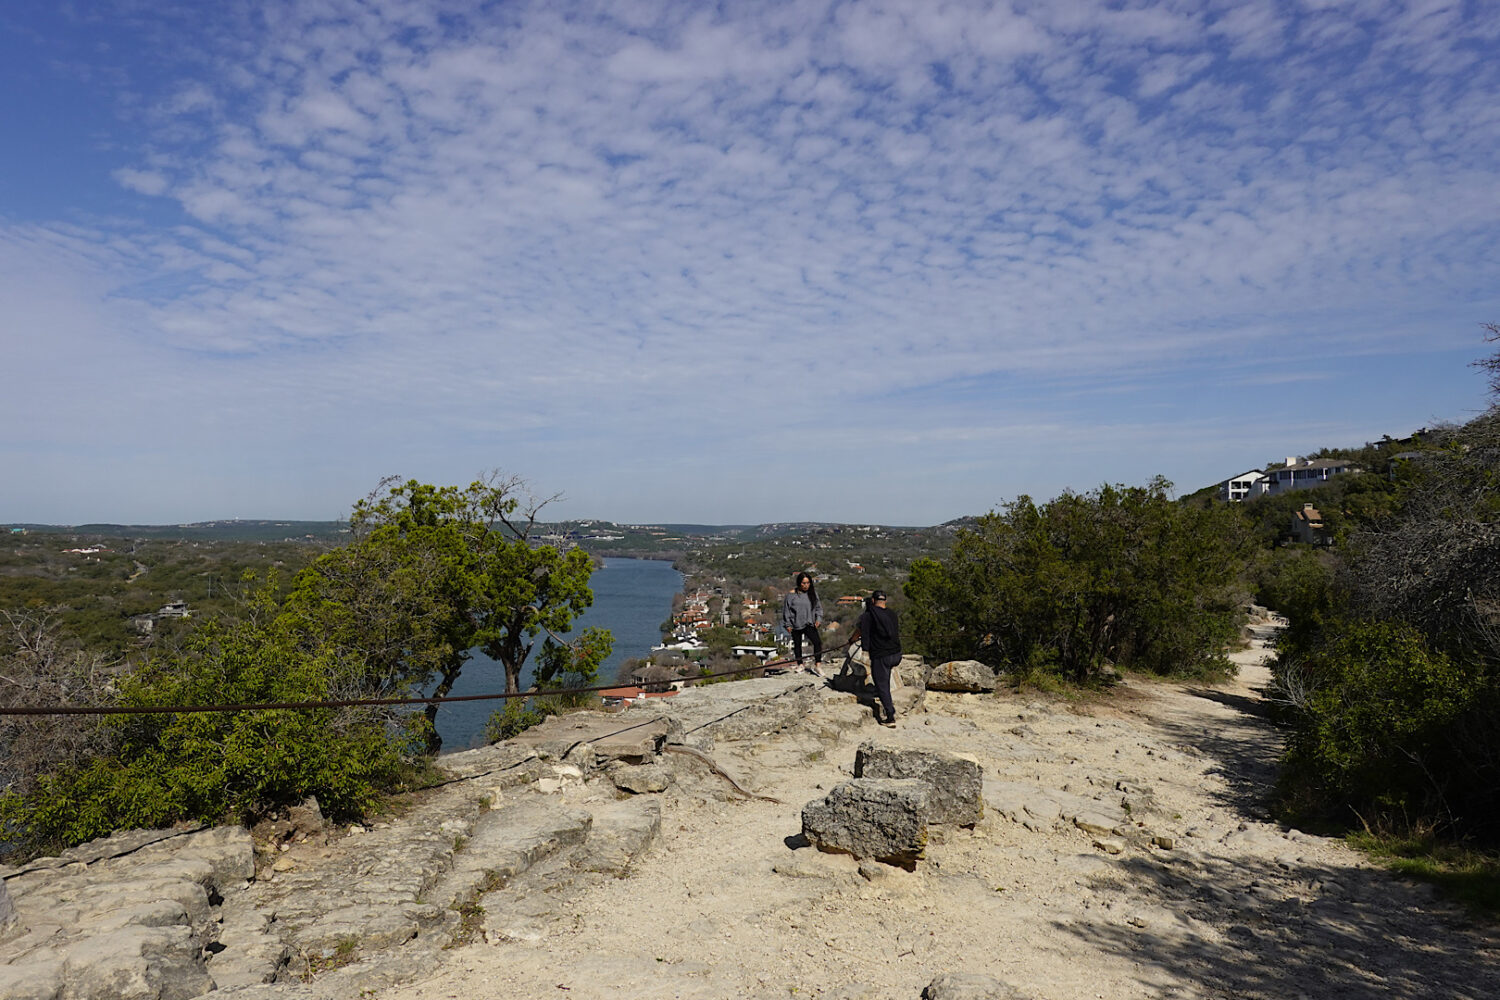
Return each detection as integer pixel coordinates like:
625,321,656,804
2,518,943,548
3,520,348,543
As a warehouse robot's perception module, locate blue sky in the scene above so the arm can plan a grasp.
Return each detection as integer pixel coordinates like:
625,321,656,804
2,0,1497,526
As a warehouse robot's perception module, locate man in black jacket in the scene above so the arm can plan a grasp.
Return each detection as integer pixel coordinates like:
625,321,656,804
851,590,901,727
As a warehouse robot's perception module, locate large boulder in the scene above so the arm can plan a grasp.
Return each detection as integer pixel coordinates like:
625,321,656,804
927,660,997,693
854,742,983,827
801,779,929,869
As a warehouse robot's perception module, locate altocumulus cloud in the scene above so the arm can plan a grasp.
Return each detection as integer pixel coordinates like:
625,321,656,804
1,0,1498,524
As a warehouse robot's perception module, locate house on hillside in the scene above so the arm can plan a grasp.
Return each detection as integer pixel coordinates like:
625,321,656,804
1265,457,1361,496
1291,503,1331,545
1218,470,1268,502
598,685,679,707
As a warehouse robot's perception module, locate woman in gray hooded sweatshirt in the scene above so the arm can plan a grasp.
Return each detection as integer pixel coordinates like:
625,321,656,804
781,572,823,670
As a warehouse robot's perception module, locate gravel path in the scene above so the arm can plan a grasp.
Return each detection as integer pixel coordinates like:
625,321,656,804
377,630,1500,1000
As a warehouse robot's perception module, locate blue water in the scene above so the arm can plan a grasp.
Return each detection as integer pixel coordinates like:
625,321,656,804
431,557,683,751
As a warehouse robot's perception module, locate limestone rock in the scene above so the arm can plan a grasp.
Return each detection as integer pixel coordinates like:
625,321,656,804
204,896,290,989
508,711,682,766
661,678,822,742
923,971,1033,999
1073,813,1120,837
594,717,679,763
854,742,983,827
0,956,64,1000
61,924,215,1000
1,878,14,933
173,825,255,888
927,660,997,693
608,761,672,794
801,779,929,869
574,798,662,876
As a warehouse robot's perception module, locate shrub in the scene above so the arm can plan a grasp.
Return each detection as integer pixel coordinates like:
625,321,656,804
484,698,558,742
1276,620,1493,834
905,479,1251,682
0,597,412,858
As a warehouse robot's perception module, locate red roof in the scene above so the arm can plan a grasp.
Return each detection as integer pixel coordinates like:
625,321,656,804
598,687,678,701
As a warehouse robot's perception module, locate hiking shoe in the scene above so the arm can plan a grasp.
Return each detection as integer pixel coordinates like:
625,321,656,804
879,717,897,728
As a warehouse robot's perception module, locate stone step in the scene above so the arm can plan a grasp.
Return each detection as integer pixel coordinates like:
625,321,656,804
424,800,594,918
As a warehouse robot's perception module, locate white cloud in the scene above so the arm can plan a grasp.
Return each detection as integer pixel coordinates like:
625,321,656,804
112,167,169,196
1,0,1497,523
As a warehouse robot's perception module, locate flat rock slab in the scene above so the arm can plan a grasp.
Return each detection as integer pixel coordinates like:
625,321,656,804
634,675,822,745
428,801,593,911
505,713,680,765
0,826,254,1000
572,799,662,876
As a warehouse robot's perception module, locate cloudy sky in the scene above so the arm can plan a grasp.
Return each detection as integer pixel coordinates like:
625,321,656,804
2,0,1497,526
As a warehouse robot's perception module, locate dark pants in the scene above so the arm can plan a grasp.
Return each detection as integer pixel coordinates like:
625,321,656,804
790,625,822,664
870,652,901,721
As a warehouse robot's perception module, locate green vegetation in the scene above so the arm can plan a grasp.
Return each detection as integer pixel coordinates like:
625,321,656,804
0,531,329,657
0,581,419,855
1262,330,1500,852
1348,831,1500,916
483,699,559,742
1,476,608,859
904,478,1252,684
289,476,610,748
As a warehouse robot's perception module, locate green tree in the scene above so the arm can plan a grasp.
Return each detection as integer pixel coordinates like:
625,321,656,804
473,536,598,696
290,474,606,750
698,625,746,659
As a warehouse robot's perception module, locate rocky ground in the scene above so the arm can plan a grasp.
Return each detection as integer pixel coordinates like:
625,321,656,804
5,623,1500,1000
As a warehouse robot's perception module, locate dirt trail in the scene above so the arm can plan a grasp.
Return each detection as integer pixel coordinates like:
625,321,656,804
381,629,1500,1000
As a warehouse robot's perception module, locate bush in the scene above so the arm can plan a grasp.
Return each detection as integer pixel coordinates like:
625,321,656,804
905,478,1251,682
0,596,413,858
1276,620,1492,834
484,698,558,742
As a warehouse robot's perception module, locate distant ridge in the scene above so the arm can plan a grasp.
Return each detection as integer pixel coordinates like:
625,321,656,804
3,520,348,542
4,517,950,545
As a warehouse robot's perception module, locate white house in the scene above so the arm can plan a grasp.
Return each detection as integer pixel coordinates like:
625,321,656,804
1218,470,1268,502
730,645,781,661
1265,457,1360,496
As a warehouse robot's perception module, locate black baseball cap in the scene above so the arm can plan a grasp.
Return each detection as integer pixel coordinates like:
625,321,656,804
870,590,888,602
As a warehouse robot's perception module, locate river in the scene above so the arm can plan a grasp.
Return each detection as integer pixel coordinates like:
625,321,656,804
431,556,683,751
